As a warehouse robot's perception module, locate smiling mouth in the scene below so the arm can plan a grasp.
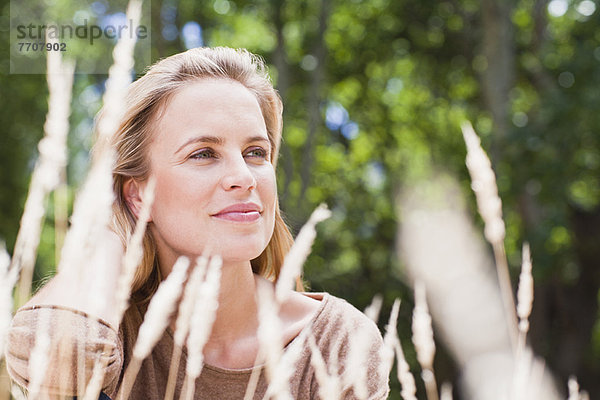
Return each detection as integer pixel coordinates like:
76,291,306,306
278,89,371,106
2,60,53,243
211,210,261,222
211,202,262,223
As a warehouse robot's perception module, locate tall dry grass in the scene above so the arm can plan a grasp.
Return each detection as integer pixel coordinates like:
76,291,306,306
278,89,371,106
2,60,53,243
395,122,584,399
0,245,16,364
0,2,590,398
275,203,331,302
411,282,437,400
181,255,222,400
118,256,191,400
164,255,208,400
461,121,518,349
383,299,417,400
10,33,75,307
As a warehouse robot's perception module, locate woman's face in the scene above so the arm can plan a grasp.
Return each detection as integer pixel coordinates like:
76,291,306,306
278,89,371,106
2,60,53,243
142,79,277,269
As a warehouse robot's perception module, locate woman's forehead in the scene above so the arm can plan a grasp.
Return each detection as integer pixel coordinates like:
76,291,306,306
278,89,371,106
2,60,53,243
167,79,261,119
150,79,268,148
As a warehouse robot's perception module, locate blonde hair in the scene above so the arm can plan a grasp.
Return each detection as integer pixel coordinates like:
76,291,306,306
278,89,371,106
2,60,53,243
108,47,294,301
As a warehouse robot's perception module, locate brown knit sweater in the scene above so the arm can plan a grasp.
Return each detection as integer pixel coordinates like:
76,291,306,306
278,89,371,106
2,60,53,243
6,293,389,399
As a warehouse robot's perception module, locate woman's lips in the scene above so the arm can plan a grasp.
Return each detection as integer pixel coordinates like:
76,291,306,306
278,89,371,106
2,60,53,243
212,210,261,222
211,202,262,222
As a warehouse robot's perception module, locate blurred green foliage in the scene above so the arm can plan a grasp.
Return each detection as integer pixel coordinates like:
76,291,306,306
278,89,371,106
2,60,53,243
2,0,600,397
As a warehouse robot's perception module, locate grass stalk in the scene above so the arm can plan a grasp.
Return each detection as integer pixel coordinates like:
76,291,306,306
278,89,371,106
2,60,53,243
81,354,107,400
27,310,52,400
82,319,117,400
114,177,156,323
383,298,417,400
53,314,75,396
363,294,383,323
93,0,142,156
59,0,141,281
118,357,142,400
439,382,452,400
53,173,69,269
118,256,190,400
77,322,86,398
164,256,208,400
252,203,331,398
394,338,417,400
411,281,438,400
568,376,582,400
461,121,519,350
422,370,439,400
0,363,9,400
164,345,182,400
11,36,74,306
242,351,265,400
183,255,222,400
123,256,189,396
254,279,291,400
566,376,589,400
80,319,112,400
345,326,373,399
308,334,340,400
381,299,400,378
256,278,311,400
531,358,546,398
516,242,533,359
275,203,330,302
491,242,519,348
10,384,27,400
65,2,143,396
267,329,307,400
57,148,115,286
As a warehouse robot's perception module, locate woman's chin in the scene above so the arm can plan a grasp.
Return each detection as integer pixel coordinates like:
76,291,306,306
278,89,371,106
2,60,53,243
207,242,267,264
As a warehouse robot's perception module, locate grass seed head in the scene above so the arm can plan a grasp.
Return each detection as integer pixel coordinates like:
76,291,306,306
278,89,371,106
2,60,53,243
364,294,383,323
394,338,417,400
186,255,222,379
412,281,435,370
133,256,190,360
275,203,331,302
28,310,52,398
461,121,505,245
517,243,534,333
115,178,156,321
173,256,208,347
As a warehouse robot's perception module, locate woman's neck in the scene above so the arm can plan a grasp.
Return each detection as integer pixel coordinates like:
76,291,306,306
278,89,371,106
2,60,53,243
200,260,265,369
209,260,259,343
158,251,260,337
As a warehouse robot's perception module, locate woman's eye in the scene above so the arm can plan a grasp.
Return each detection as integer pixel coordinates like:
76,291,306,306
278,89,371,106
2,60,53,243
190,149,216,160
245,147,268,159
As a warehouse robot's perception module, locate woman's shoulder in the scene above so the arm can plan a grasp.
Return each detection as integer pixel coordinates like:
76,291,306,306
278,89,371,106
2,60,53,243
303,292,383,339
278,290,384,352
6,304,124,396
296,293,390,399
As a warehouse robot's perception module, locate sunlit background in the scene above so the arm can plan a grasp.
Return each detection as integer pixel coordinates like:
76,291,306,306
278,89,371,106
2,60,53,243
2,0,600,398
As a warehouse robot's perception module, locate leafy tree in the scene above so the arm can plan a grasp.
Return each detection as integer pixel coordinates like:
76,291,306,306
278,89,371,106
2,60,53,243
3,0,600,397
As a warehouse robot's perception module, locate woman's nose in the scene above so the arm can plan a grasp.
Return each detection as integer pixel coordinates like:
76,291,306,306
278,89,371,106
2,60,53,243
220,156,257,191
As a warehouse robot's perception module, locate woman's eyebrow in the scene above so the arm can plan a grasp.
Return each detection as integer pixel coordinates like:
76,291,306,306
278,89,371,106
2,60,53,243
175,135,223,154
246,136,270,146
175,134,270,155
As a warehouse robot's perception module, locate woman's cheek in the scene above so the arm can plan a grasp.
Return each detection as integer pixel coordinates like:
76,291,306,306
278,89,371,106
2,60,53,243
259,169,277,203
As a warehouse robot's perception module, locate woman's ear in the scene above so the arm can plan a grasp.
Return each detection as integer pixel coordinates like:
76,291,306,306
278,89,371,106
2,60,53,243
123,178,152,222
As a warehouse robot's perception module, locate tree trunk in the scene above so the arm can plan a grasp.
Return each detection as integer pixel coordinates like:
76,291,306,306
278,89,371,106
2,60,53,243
271,0,295,216
561,206,600,396
298,0,330,214
480,0,515,162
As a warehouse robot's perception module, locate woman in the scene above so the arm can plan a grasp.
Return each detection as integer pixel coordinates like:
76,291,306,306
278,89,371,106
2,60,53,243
6,47,389,399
